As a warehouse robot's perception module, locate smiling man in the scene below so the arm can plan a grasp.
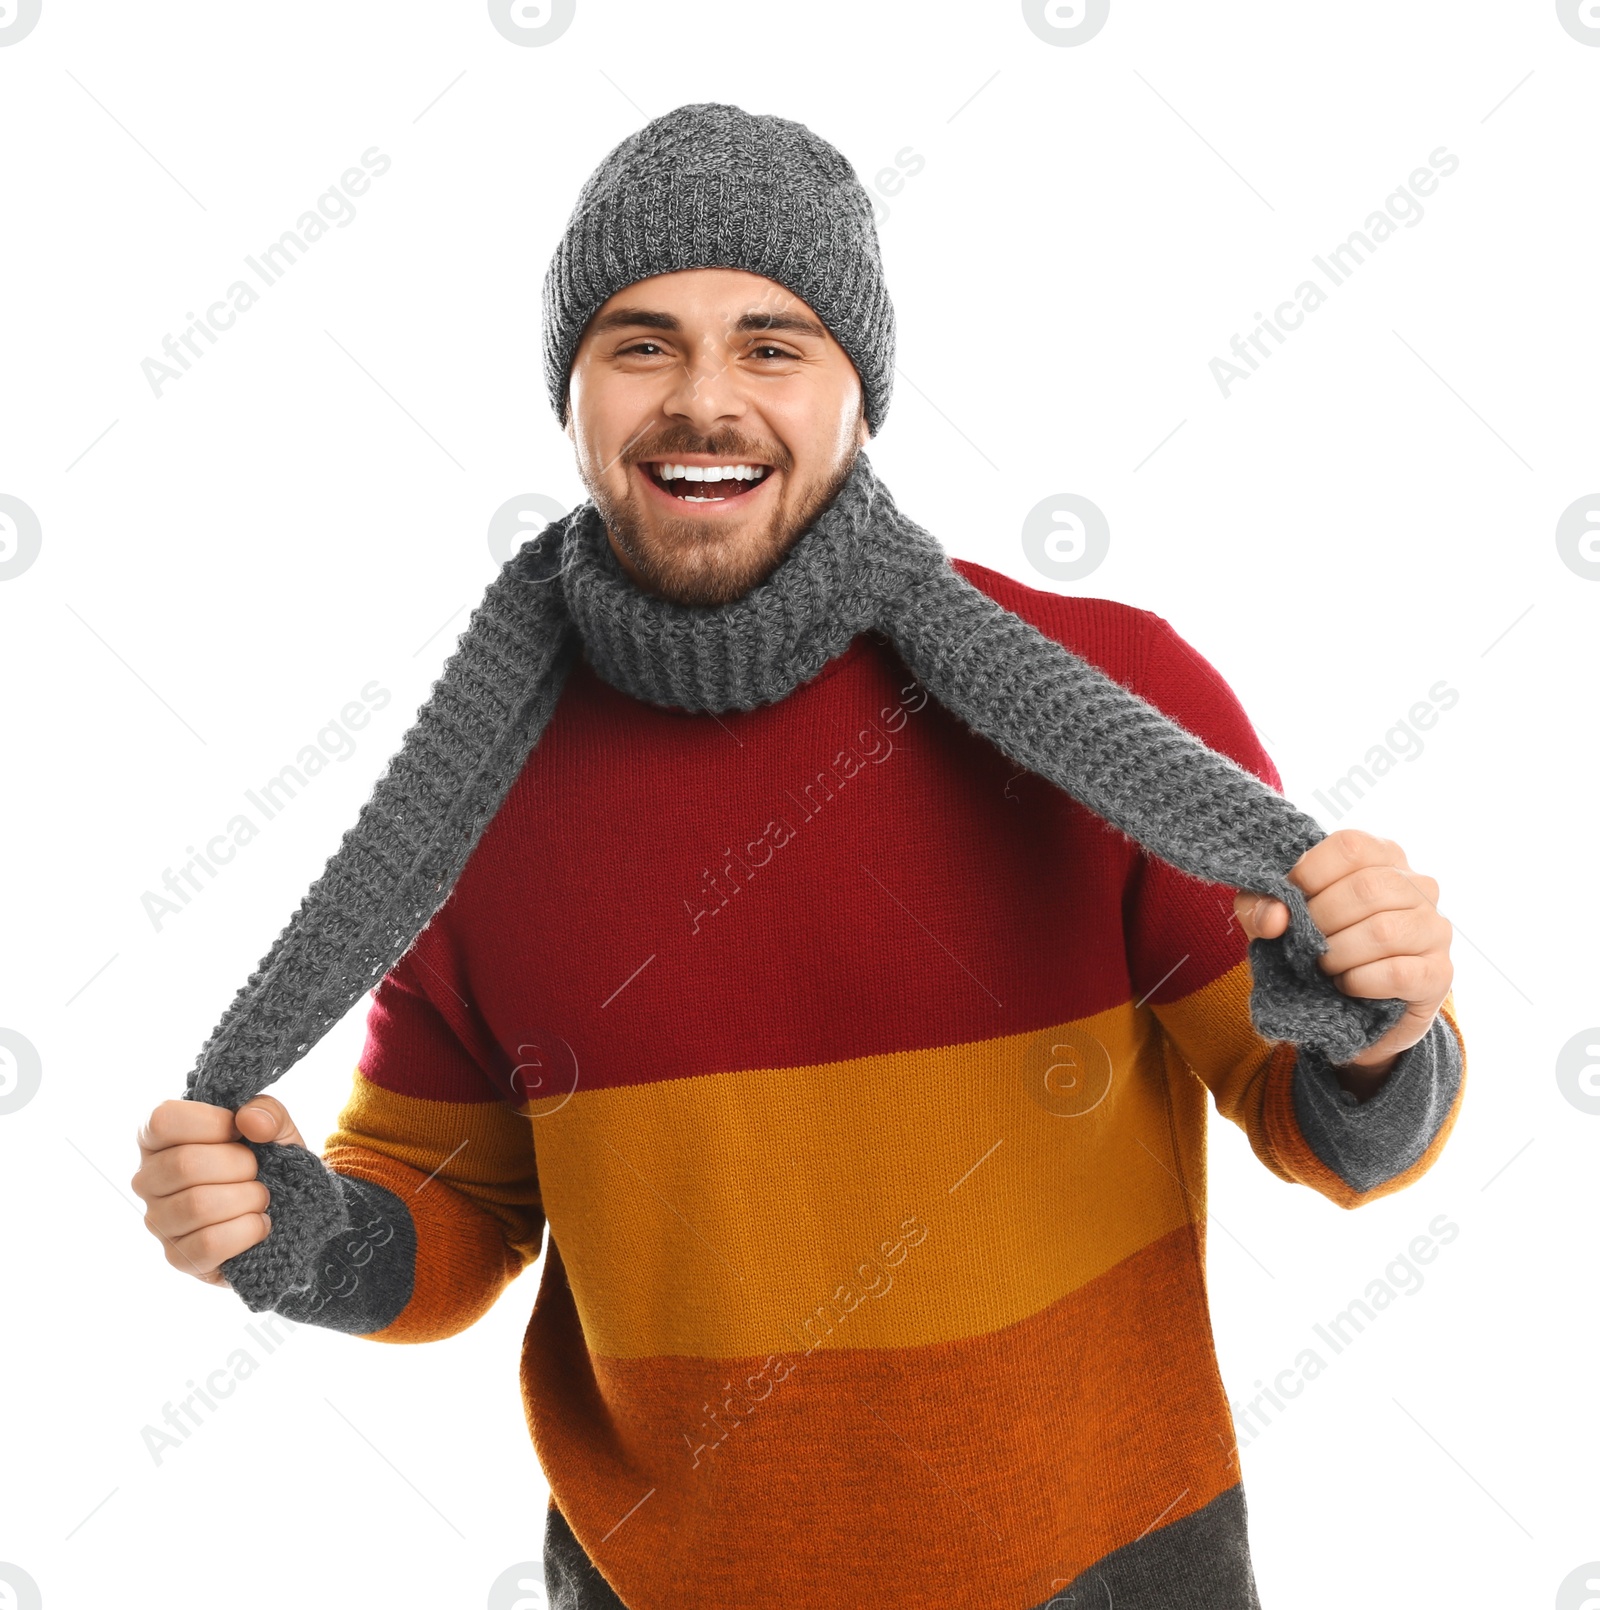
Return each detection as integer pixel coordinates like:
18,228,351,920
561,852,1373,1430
566,271,868,606
134,104,1465,1610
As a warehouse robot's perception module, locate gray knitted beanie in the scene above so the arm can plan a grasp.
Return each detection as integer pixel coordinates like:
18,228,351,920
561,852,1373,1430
540,102,896,435
181,105,1413,1314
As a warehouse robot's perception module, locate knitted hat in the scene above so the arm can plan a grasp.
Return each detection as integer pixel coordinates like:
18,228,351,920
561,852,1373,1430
540,102,896,435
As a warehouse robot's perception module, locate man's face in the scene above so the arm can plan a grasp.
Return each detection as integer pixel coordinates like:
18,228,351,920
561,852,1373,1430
564,268,869,607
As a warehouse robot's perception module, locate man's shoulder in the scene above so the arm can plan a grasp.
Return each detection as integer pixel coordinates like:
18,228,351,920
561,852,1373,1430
949,556,1158,686
948,556,1276,785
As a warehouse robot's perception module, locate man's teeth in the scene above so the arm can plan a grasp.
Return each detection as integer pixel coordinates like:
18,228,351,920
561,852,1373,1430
652,463,769,483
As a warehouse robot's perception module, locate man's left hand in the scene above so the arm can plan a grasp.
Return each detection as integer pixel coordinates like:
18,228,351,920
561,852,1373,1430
1233,829,1454,1101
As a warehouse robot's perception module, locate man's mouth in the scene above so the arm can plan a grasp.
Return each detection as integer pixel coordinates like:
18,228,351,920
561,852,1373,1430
639,461,773,504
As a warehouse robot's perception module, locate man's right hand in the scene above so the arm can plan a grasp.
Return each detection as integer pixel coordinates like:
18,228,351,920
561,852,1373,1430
131,1096,305,1287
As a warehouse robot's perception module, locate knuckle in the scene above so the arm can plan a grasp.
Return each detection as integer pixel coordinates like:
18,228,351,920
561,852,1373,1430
1351,867,1390,906
1392,954,1427,994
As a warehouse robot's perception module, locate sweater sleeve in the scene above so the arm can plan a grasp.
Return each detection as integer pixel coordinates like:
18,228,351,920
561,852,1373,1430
269,942,545,1341
1121,610,1467,1210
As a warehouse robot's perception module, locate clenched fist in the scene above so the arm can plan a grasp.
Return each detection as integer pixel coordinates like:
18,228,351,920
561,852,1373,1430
131,1096,303,1287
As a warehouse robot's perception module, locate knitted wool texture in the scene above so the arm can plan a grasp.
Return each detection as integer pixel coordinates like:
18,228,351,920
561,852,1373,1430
185,451,1407,1310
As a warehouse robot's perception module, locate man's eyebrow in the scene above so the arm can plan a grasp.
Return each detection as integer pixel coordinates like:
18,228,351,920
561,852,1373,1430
587,307,829,341
732,311,828,340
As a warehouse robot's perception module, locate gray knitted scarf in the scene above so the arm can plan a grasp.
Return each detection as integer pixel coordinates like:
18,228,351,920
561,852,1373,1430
185,450,1405,1308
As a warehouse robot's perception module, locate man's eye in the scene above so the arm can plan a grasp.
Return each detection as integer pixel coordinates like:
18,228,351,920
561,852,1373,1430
751,345,797,361
620,341,666,356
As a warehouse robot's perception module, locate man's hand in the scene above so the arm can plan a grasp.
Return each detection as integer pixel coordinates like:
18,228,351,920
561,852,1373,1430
1233,829,1454,1101
131,1096,304,1287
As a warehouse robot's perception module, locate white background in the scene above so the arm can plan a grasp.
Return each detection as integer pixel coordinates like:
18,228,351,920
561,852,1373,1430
1,2,1595,1606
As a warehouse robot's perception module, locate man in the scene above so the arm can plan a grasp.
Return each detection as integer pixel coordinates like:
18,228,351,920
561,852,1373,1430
132,103,1464,1608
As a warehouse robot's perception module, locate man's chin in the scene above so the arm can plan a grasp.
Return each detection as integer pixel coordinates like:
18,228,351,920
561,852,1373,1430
593,497,784,607
590,447,859,607
625,535,783,607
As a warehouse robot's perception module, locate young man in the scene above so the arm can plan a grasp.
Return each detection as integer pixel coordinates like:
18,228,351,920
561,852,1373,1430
132,103,1464,1609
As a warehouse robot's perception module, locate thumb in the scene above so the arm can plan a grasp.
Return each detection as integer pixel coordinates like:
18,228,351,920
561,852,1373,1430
234,1095,306,1150
1234,890,1290,940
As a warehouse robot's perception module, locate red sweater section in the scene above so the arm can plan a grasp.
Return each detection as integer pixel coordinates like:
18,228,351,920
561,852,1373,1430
361,562,1264,1108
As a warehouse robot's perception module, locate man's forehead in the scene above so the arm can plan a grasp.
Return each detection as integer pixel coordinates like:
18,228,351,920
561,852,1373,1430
586,269,832,341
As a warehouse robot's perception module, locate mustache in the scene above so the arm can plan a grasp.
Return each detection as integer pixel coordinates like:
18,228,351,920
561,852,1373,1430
623,434,792,472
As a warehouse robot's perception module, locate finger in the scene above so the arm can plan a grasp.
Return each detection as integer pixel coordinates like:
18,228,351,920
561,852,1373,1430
1394,867,1441,908
153,1226,230,1285
1306,866,1441,948
234,1096,305,1149
145,1180,271,1240
1234,892,1288,939
137,1097,242,1158
134,1139,259,1201
1324,951,1444,1004
164,1211,272,1279
1315,907,1449,978
1289,830,1404,898
1258,896,1289,937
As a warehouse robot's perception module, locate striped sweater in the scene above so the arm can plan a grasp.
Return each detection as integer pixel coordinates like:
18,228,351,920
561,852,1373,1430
275,560,1467,1609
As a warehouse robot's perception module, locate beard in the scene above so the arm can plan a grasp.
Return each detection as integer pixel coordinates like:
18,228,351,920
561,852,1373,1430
582,426,862,608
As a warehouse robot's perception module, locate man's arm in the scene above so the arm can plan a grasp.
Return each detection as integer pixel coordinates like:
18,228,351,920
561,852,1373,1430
135,938,545,1337
1122,610,1467,1210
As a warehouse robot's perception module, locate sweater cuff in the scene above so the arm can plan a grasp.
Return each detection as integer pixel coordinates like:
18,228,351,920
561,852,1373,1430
266,1171,419,1336
1290,1011,1463,1195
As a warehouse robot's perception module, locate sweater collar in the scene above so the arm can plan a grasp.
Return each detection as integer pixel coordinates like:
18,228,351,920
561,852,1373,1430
557,449,942,713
